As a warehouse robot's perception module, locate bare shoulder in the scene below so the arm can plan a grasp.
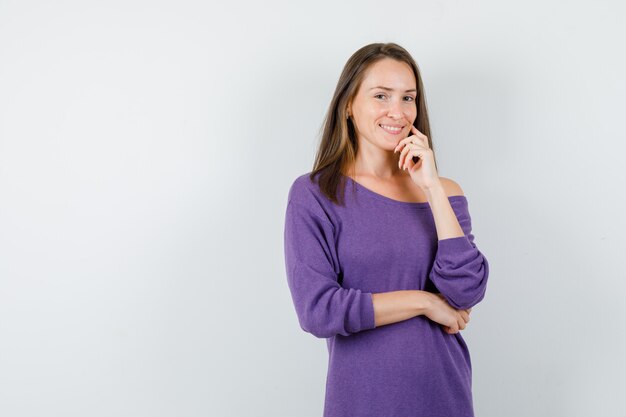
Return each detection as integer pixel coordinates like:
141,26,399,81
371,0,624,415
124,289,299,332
438,177,465,197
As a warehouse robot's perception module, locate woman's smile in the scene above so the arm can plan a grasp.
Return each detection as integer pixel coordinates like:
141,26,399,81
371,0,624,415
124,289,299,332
379,123,404,135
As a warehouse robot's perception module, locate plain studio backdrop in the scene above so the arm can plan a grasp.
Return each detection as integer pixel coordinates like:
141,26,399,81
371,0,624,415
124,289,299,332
1,0,624,416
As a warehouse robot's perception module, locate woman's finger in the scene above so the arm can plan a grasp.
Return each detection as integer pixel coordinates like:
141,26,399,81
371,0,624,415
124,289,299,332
403,144,426,169
460,310,470,324
458,317,466,330
403,145,421,170
394,127,420,153
410,124,426,139
399,141,413,169
410,125,430,149
394,136,411,153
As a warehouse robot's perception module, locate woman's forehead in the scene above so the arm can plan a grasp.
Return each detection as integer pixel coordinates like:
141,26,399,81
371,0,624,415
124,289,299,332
361,60,416,89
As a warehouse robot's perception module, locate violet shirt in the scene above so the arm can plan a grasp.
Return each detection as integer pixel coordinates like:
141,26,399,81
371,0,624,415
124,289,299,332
283,172,490,417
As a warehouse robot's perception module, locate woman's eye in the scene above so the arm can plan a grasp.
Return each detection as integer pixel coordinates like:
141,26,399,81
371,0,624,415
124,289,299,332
374,94,415,102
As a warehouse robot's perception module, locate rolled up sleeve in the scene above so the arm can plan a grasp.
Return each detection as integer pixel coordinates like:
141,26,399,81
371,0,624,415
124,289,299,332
284,200,376,338
428,198,490,310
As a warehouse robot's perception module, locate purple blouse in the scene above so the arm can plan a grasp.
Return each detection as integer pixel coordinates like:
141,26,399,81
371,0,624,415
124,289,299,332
283,171,490,417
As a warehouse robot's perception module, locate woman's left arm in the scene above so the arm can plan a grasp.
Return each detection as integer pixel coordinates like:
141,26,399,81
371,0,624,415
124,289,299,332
395,127,489,310
425,182,465,240
425,180,490,310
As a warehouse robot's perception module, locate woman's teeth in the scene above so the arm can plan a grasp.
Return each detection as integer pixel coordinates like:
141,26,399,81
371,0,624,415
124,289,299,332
380,124,402,134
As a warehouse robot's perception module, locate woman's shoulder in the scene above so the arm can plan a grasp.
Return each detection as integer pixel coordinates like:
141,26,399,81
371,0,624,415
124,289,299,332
439,176,466,197
287,171,328,208
286,171,338,226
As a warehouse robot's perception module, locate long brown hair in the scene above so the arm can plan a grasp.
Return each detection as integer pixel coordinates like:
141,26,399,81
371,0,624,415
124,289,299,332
310,42,437,206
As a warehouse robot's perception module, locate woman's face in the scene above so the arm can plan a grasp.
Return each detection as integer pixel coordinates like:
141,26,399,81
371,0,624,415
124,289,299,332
348,58,418,152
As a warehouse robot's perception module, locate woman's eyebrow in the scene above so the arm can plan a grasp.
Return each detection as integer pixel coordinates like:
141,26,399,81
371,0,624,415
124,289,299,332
369,86,417,92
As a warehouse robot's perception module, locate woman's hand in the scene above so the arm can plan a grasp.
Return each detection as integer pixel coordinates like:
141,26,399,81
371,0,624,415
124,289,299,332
393,125,440,190
423,292,472,335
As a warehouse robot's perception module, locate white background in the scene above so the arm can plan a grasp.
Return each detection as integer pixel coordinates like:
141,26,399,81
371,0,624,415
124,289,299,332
1,1,624,416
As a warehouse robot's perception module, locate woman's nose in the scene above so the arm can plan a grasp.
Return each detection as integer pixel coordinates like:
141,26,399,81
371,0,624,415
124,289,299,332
386,100,404,118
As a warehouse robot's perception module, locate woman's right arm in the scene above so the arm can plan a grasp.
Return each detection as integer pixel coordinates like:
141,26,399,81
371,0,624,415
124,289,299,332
371,290,431,327
372,290,471,334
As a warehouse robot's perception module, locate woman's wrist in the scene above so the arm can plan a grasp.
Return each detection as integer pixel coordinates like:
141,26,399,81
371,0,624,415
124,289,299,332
414,291,432,316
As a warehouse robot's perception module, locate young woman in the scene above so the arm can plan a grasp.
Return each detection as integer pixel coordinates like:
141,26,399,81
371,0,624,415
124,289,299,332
283,42,490,417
